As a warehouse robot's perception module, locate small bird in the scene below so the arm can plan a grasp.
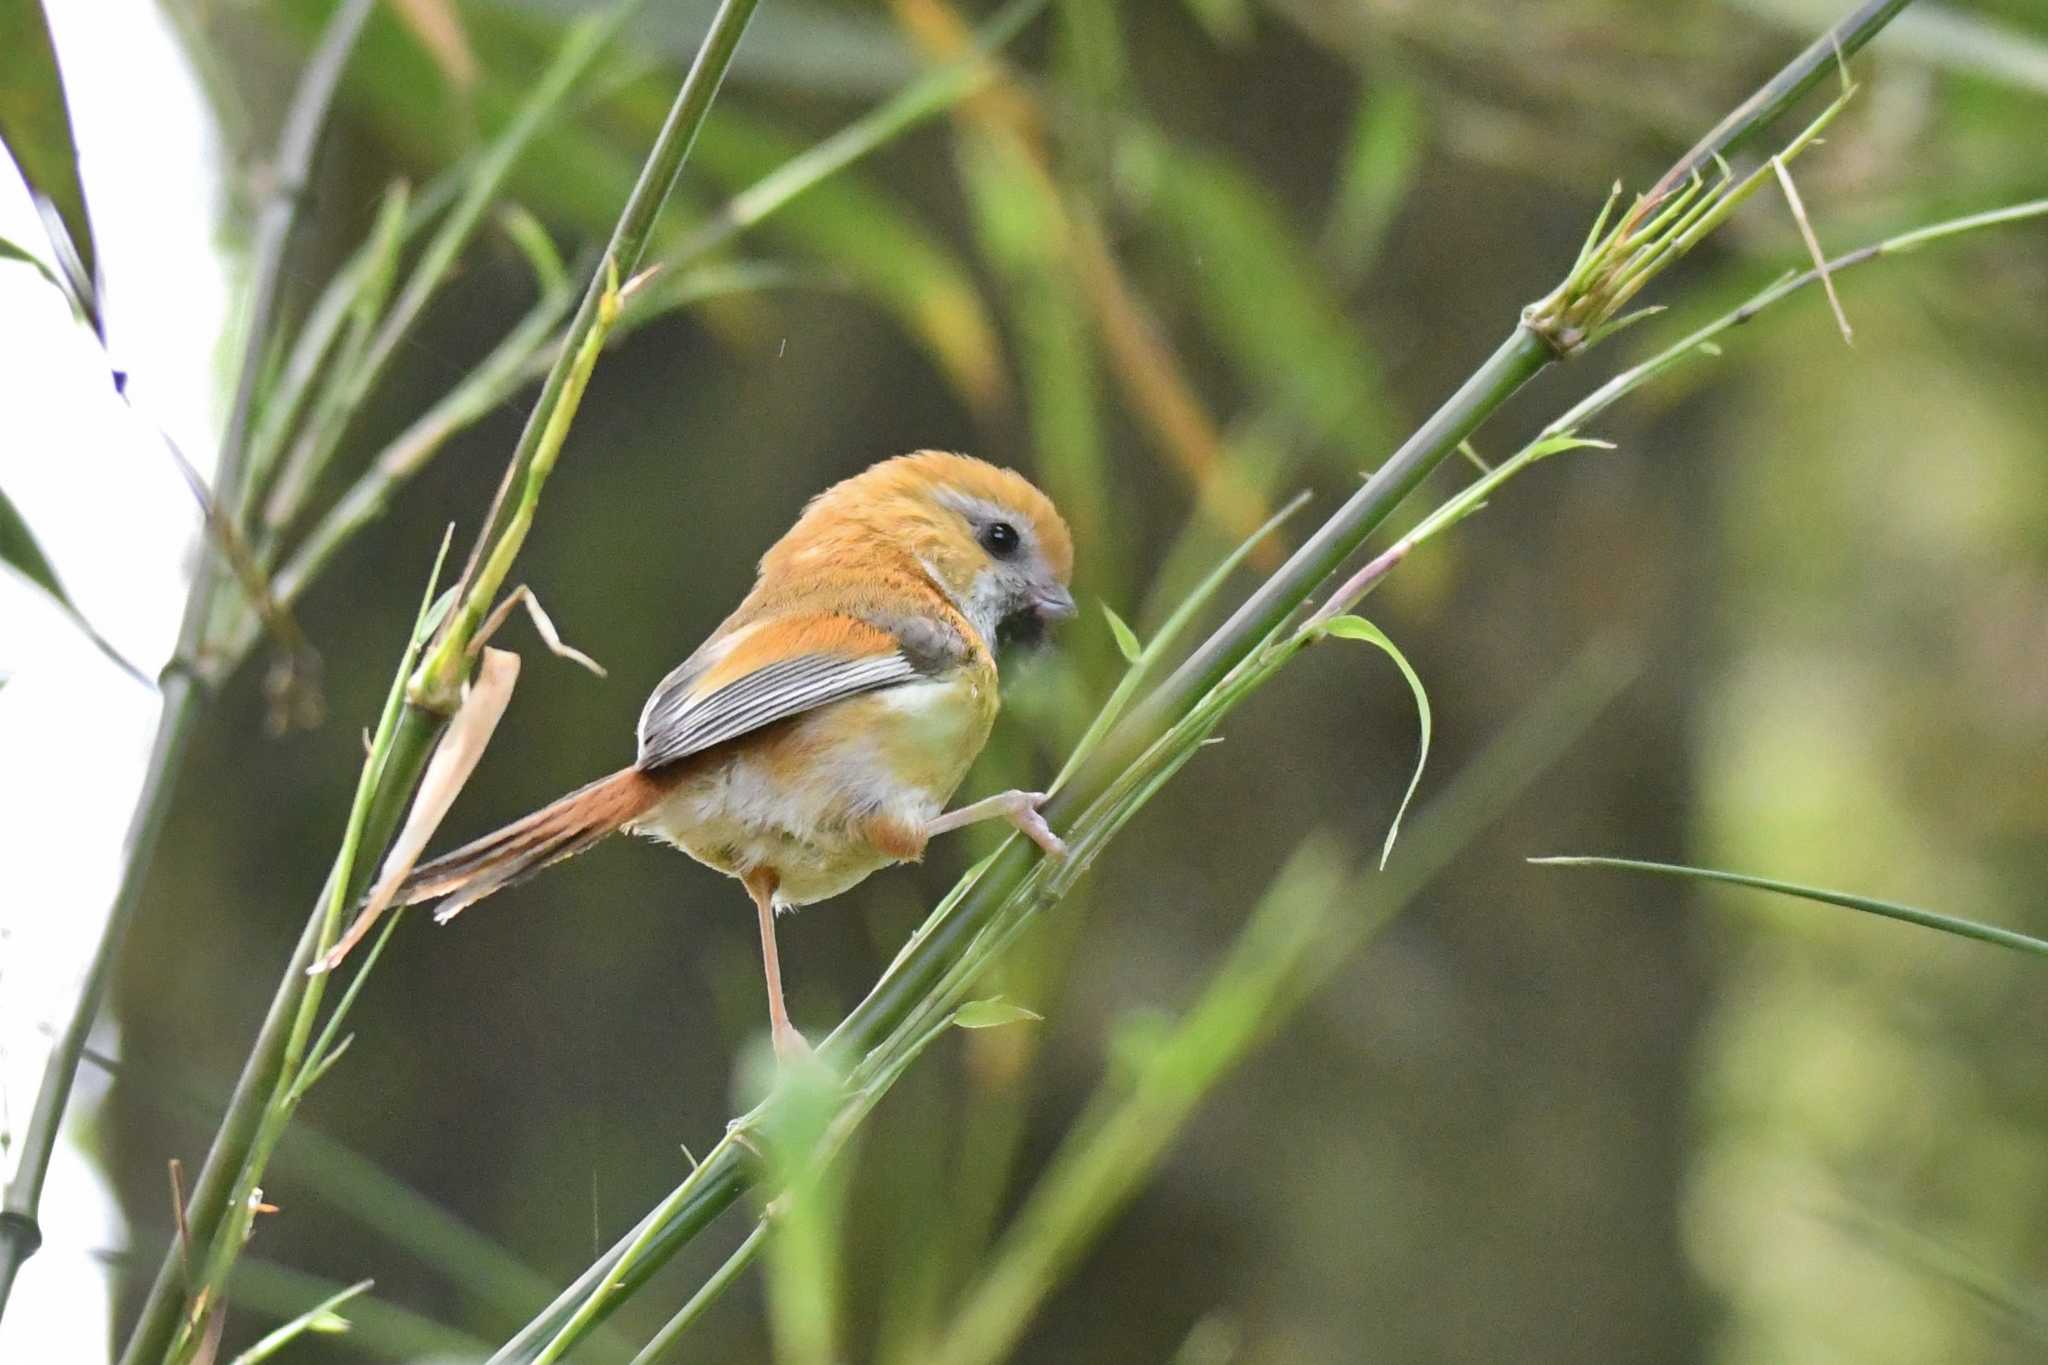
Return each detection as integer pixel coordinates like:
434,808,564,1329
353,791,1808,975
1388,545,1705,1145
370,451,1074,1059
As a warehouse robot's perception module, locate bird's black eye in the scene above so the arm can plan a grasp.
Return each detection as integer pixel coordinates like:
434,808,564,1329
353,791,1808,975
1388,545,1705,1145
980,520,1020,558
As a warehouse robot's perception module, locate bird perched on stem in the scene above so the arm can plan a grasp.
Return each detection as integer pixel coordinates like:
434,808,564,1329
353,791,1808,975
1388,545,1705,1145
323,451,1076,1059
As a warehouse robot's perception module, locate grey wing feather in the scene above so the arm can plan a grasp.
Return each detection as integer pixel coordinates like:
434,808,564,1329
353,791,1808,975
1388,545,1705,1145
635,649,924,770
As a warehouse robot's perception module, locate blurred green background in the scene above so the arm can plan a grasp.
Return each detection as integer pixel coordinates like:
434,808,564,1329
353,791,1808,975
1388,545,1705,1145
102,0,2048,1360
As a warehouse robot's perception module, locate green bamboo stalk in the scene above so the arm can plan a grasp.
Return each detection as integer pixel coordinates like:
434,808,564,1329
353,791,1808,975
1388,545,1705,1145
485,5,1924,1355
928,646,1638,1365
634,643,1637,1364
116,707,441,1365
1648,0,1911,203
252,0,1042,658
668,0,1047,265
1370,196,2048,579
125,4,765,1357
161,543,450,1365
0,0,375,1329
627,1225,767,1364
419,0,765,710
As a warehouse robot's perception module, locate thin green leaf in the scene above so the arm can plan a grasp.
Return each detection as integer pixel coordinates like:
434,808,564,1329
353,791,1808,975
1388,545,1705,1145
228,1278,373,1364
0,482,149,685
1319,616,1431,869
1101,603,1141,664
617,259,826,324
240,173,460,518
0,0,98,329
0,230,72,303
497,203,567,295
259,178,413,537
953,998,1044,1030
1531,856,2048,959
0,480,68,606
227,1259,489,1362
1400,432,1614,551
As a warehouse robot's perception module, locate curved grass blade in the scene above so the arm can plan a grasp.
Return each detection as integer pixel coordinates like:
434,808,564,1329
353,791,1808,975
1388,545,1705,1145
1317,616,1430,868
1532,856,2048,958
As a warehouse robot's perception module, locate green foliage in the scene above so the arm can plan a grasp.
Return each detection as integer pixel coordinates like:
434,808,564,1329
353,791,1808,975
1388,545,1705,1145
1125,127,1397,453
1100,602,1142,664
1322,79,1424,281
17,0,2048,1361
0,481,69,612
1533,855,2048,957
0,0,96,326
952,997,1043,1030
1315,615,1432,868
225,1278,370,1365
0,482,141,684
690,106,1007,409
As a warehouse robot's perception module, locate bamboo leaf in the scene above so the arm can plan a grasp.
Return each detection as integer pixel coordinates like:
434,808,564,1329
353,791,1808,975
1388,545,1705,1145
1319,616,1431,869
1101,604,1142,664
0,482,147,684
953,998,1044,1030
0,230,72,303
1531,856,2048,959
228,1278,373,1364
0,0,98,329
0,481,70,608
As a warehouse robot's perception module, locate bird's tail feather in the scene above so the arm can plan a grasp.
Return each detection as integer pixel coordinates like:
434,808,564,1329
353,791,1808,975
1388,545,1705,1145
397,766,662,922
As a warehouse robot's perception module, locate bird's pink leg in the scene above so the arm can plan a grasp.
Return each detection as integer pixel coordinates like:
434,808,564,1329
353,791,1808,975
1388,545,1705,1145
926,790,1067,858
744,870,810,1062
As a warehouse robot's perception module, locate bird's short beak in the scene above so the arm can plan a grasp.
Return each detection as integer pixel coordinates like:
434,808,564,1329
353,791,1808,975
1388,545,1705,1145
1033,584,1077,622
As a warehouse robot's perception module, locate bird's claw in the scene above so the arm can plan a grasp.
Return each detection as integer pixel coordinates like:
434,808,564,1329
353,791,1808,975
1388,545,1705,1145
1008,791,1068,859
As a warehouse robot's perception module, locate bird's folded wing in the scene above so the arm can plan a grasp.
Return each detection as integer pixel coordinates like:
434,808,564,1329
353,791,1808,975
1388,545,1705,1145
635,615,927,770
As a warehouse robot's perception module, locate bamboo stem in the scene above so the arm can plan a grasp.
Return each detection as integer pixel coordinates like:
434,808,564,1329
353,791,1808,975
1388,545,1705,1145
421,0,765,710
484,3,1926,1355
0,0,375,1334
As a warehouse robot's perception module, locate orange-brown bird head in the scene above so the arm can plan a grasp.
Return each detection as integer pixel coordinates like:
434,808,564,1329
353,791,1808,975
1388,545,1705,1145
766,450,1076,651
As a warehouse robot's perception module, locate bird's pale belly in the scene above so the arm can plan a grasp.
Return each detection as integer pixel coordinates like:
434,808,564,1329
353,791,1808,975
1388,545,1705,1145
629,673,996,906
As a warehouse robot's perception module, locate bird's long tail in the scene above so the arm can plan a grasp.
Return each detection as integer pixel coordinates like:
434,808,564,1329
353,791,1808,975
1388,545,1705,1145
395,765,665,922
312,766,667,976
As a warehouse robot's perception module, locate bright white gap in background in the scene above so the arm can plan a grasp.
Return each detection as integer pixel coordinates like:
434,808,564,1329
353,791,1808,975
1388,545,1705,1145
0,1,229,1360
